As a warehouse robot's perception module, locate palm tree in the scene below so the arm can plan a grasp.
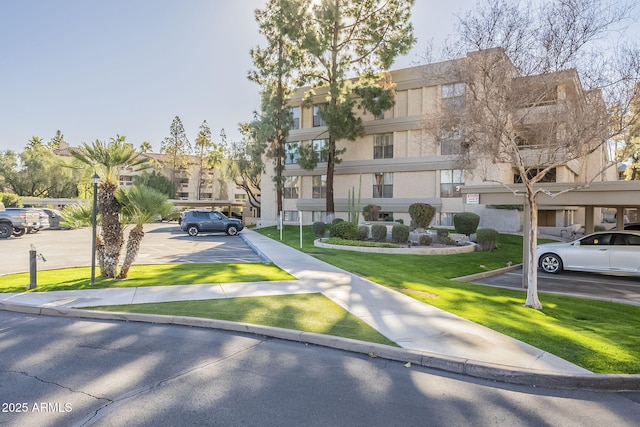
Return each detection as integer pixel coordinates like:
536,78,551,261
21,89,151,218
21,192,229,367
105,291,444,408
115,185,172,278
71,137,150,278
26,136,45,150
139,141,153,153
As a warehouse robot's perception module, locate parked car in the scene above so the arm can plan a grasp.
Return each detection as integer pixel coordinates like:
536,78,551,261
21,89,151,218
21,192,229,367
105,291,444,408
537,231,640,275
0,205,39,238
179,210,243,236
3,207,41,236
33,209,51,232
610,223,640,231
41,208,63,229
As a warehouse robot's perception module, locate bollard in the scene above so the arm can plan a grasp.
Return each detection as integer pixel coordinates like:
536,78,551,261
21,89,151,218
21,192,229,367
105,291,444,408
28,244,37,290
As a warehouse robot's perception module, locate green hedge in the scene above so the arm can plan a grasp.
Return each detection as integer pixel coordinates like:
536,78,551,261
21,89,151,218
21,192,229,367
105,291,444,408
329,221,357,240
357,225,369,241
324,238,399,248
476,228,499,251
313,222,326,238
419,234,433,246
454,212,480,236
391,223,410,243
371,224,388,242
408,203,435,229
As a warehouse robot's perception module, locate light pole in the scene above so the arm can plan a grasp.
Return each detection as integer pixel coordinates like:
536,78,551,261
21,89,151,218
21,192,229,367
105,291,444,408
91,173,99,286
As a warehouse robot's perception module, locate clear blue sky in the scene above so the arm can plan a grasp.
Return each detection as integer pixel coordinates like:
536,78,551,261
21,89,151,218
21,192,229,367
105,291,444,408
0,1,636,153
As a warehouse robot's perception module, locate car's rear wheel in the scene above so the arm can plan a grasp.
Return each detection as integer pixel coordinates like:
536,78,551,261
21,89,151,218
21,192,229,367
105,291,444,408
226,225,238,236
0,223,12,239
540,253,563,274
12,228,26,237
187,225,199,236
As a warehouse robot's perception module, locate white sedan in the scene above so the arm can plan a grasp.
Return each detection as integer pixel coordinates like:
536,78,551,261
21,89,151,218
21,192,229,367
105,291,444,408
537,231,640,275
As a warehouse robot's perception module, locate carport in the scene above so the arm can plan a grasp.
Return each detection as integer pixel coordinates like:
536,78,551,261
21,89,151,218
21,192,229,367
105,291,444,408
461,180,640,287
461,181,640,234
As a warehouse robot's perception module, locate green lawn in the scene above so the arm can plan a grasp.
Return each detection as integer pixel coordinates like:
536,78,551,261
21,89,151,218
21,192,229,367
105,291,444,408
0,263,295,293
88,293,396,347
256,226,640,374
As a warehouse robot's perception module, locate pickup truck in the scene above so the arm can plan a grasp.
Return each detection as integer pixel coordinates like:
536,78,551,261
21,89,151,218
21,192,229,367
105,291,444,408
0,203,40,238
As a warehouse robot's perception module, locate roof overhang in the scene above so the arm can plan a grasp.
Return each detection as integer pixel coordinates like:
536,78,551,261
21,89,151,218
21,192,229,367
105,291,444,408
461,181,640,208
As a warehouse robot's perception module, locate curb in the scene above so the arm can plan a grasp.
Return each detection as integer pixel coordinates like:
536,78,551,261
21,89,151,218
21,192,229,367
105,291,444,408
2,301,638,392
452,264,523,282
240,232,272,262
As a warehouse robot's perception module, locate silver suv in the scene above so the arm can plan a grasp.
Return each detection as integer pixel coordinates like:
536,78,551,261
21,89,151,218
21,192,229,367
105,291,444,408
179,210,243,236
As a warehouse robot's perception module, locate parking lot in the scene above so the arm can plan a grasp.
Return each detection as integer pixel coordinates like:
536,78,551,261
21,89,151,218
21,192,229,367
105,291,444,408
473,267,640,305
0,223,264,276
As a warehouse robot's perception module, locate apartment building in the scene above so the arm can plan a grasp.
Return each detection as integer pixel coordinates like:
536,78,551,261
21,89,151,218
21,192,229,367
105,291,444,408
261,49,615,232
53,142,248,215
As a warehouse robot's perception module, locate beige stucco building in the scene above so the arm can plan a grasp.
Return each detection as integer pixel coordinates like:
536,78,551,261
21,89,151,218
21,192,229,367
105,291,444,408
260,49,624,233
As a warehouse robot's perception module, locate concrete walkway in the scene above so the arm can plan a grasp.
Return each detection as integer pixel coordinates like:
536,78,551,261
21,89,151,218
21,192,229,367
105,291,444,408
1,229,592,379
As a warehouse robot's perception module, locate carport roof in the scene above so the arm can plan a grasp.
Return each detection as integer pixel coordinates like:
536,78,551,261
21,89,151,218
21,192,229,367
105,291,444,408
461,181,640,208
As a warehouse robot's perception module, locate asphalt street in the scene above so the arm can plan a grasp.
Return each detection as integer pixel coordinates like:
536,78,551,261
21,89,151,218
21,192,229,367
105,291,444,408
0,223,263,275
2,311,640,427
473,267,640,305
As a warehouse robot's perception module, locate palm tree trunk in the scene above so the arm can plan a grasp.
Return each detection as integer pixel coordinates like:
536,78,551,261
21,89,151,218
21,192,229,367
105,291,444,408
99,181,123,278
96,235,106,277
117,224,144,279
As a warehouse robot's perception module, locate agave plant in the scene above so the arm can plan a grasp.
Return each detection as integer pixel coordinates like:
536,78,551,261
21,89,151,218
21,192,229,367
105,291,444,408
115,185,173,278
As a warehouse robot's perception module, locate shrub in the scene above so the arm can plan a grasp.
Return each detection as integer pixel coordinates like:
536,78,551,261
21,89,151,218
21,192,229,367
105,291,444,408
476,228,499,251
391,223,410,243
454,212,480,236
0,192,23,207
357,225,369,241
329,221,357,240
371,224,388,242
436,229,449,244
395,218,404,224
332,218,344,225
313,222,326,238
408,203,435,229
419,234,433,246
323,238,399,248
362,204,380,222
594,225,606,232
60,203,94,228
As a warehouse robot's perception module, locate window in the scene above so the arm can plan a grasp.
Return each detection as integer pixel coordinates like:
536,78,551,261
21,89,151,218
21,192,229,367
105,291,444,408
313,104,327,127
514,168,556,184
373,172,393,198
201,193,212,199
313,139,329,162
442,83,465,109
289,106,300,130
177,192,189,199
283,210,299,222
580,234,613,246
285,142,299,164
440,170,464,198
439,212,457,227
440,128,463,155
378,211,394,221
623,234,640,245
283,176,299,199
312,175,326,198
193,211,210,219
374,134,393,159
312,211,326,223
